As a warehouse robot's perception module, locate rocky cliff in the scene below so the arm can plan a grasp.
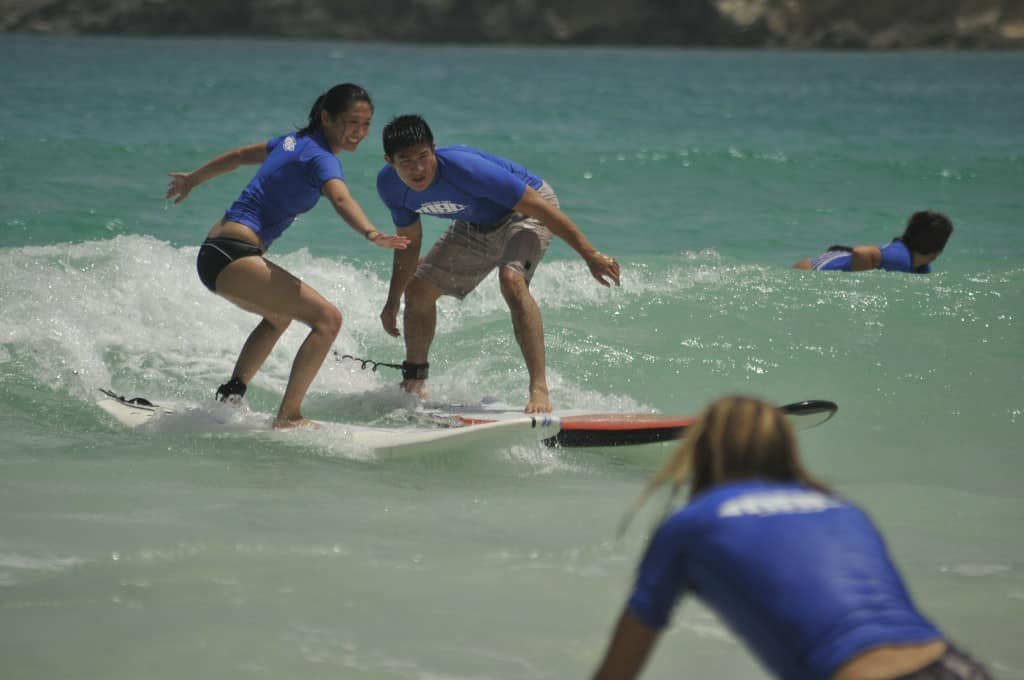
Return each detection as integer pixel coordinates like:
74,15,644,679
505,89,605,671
2,0,1023,48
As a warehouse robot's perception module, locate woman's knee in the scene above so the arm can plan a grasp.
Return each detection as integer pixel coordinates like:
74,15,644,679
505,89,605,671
261,314,292,334
314,303,343,338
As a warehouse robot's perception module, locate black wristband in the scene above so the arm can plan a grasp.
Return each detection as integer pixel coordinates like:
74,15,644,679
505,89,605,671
401,361,429,380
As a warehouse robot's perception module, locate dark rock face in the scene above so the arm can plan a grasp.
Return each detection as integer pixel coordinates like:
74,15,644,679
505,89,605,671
2,0,1023,48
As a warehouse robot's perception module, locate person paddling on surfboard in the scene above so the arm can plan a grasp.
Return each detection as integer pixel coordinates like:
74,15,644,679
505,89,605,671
165,84,409,429
793,210,953,273
592,395,991,680
375,114,620,414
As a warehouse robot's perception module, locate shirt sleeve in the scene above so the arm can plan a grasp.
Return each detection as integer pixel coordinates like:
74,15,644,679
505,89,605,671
879,241,913,272
626,518,690,630
310,153,344,189
447,151,528,210
376,168,419,228
266,135,284,154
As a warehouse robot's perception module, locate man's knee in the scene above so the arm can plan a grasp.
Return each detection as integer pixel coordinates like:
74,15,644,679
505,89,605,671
498,268,531,303
405,278,442,308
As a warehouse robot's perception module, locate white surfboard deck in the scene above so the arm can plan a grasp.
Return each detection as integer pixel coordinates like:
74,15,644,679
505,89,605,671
418,398,838,447
418,400,598,423
96,392,559,457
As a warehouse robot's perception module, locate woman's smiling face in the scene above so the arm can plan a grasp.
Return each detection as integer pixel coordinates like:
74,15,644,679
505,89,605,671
322,100,372,153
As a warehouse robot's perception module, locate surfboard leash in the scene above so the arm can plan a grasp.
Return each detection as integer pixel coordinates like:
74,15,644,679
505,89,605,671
333,351,429,379
333,351,402,372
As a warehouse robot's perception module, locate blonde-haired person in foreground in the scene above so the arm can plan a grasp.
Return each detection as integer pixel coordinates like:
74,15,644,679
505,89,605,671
592,396,990,680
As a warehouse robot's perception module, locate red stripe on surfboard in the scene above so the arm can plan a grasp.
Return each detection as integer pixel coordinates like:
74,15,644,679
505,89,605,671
453,417,503,425
453,413,692,431
559,414,693,431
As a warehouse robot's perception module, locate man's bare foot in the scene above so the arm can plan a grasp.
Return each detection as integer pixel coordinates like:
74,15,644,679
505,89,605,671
273,414,319,430
525,389,552,414
400,379,427,400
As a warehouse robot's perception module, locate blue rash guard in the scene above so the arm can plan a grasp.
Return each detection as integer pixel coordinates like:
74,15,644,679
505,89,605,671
223,130,343,249
810,239,931,273
376,145,543,228
627,481,942,680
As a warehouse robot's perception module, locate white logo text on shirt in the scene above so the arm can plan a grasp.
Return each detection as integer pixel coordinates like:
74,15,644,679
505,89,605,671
718,490,840,518
417,201,467,216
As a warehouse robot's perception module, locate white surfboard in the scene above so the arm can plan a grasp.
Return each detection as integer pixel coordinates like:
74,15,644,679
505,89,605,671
343,417,559,456
96,390,560,457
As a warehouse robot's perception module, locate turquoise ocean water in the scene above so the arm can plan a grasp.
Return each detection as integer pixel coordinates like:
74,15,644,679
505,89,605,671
1,34,1022,679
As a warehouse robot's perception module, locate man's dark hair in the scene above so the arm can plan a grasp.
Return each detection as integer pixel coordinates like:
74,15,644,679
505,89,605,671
899,211,953,255
383,114,434,157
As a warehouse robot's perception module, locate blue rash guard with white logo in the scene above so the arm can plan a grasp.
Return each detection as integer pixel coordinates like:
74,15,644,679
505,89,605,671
376,145,544,228
627,481,942,680
810,239,931,273
223,130,343,249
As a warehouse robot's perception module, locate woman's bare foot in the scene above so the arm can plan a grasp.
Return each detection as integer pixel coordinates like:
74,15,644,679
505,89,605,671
273,414,319,430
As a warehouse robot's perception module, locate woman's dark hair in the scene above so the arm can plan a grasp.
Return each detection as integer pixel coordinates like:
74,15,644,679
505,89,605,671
297,83,373,137
382,114,434,157
899,210,953,255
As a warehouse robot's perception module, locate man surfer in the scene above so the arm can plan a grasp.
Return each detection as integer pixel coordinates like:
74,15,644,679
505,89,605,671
375,114,620,413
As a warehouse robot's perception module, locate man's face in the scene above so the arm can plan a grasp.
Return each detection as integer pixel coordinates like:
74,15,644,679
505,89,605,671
387,143,437,191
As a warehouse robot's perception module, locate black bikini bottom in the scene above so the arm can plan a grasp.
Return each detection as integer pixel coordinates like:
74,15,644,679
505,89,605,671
196,237,263,292
897,643,992,680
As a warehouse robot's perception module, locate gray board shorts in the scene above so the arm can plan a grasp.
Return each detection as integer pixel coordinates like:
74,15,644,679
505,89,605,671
415,181,557,299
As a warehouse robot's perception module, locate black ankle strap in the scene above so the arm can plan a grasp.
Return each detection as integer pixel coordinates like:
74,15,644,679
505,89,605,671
216,377,247,401
401,362,429,381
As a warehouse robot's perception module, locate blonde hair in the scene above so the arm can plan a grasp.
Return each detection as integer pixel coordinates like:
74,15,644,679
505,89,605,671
619,395,831,536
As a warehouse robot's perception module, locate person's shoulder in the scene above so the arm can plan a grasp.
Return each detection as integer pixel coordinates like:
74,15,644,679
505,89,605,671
431,145,463,166
437,144,479,157
663,485,746,525
375,164,404,199
438,145,497,167
265,133,292,151
656,489,735,543
301,131,336,155
879,239,915,272
440,146,516,185
430,146,482,181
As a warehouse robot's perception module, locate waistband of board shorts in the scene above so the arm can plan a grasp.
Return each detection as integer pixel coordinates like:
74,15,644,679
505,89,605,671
466,211,516,233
